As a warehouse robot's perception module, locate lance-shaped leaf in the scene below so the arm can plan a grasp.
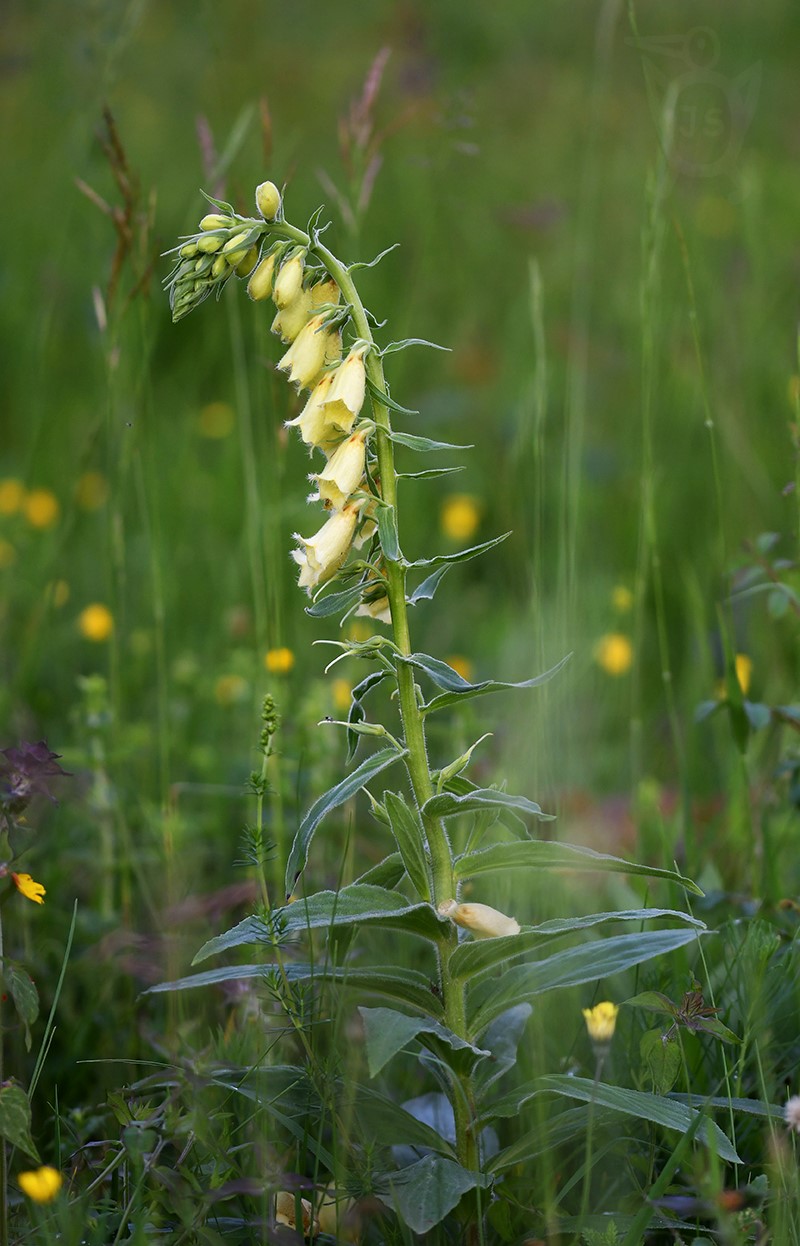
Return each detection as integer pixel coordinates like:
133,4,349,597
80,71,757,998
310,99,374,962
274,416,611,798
421,654,572,716
408,566,451,604
398,465,466,481
467,927,702,1035
354,852,406,888
365,375,419,416
346,670,391,761
380,337,451,355
5,965,39,1052
384,792,431,901
377,503,401,561
450,909,705,985
285,747,406,893
306,582,366,619
474,1004,533,1094
378,1155,491,1236
355,1085,456,1157
194,885,445,963
0,1083,39,1162
454,840,703,894
423,788,553,823
387,429,473,453
360,1007,489,1079
407,532,510,570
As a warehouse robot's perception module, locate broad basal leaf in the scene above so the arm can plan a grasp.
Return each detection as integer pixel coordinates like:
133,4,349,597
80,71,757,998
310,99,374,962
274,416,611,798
380,1155,491,1236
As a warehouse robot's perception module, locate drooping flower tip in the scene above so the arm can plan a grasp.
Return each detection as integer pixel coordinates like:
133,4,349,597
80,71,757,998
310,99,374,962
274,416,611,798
12,873,46,904
256,180,282,221
582,1001,619,1043
438,898,520,939
784,1095,800,1133
18,1166,62,1203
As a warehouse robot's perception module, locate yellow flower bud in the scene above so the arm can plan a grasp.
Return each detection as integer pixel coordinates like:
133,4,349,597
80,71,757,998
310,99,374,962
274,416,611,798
293,502,360,592
582,1001,619,1043
199,213,232,231
271,288,313,342
321,346,367,434
248,253,277,301
211,254,228,279
278,313,336,390
179,242,198,258
273,252,306,309
438,899,520,939
311,429,368,510
197,233,225,254
255,180,282,220
236,246,259,277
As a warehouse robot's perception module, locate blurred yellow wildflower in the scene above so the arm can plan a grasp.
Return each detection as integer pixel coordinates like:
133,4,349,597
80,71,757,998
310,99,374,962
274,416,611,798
78,603,114,642
214,674,249,705
24,488,60,529
583,1001,619,1043
446,655,473,682
265,647,295,675
734,653,752,696
612,585,633,612
197,401,235,439
332,678,352,712
75,472,109,510
18,1167,62,1203
0,539,16,569
0,478,25,515
440,494,481,543
594,633,633,676
12,873,45,905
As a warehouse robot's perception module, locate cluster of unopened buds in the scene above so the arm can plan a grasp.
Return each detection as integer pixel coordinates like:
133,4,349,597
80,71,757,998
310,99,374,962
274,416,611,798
165,181,388,617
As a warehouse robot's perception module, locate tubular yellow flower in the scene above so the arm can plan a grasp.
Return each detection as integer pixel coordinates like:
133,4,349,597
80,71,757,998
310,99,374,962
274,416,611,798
440,494,481,543
0,478,26,515
321,346,367,434
275,1191,317,1235
78,603,114,642
594,633,633,676
356,595,392,624
24,488,60,529
247,253,277,302
12,873,46,905
265,647,295,674
286,373,339,449
293,503,360,593
273,251,306,309
18,1167,62,1203
582,1001,619,1043
311,430,368,510
278,314,337,390
311,277,341,309
271,288,313,343
438,899,520,939
255,180,282,220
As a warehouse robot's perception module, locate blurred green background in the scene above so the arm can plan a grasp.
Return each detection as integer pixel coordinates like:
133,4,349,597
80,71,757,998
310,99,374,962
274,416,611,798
2,0,799,1099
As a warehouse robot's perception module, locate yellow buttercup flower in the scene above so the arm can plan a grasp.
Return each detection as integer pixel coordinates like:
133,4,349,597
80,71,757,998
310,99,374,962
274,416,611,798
594,633,633,676
197,401,235,439
582,1001,619,1043
75,471,110,510
611,585,633,612
18,1167,62,1203
24,488,60,529
438,899,520,939
78,603,114,642
12,873,46,905
0,478,25,515
265,647,295,675
440,494,481,543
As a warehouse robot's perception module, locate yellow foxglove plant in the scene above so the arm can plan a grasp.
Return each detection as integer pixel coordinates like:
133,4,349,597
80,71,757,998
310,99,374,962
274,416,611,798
161,180,708,1241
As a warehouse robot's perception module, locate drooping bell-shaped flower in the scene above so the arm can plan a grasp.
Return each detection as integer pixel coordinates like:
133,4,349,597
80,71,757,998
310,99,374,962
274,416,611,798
321,345,367,434
286,373,338,450
311,429,368,510
271,287,313,343
278,314,337,390
292,502,360,592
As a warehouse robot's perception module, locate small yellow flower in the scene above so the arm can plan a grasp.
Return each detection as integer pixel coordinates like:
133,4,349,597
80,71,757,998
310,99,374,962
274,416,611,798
611,585,633,612
293,503,360,593
265,647,295,675
275,1191,317,1234
24,488,60,529
273,252,306,309
12,873,46,905
438,899,520,939
582,1001,619,1043
320,346,367,435
0,478,26,515
248,253,277,301
75,471,110,510
594,633,633,676
734,653,752,697
278,314,336,390
446,654,473,682
440,494,481,543
286,373,339,450
18,1166,62,1203
197,401,235,439
332,678,352,712
214,674,249,705
255,180,282,221
271,288,313,343
0,539,16,569
311,430,368,511
78,603,114,642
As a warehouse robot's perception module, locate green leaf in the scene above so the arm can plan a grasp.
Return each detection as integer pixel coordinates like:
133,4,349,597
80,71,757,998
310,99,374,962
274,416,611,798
537,1076,741,1163
360,1007,489,1079
380,337,451,356
408,532,511,569
381,1155,491,1235
347,670,391,761
398,465,466,480
641,1029,682,1094
285,747,406,893
666,1094,785,1120
468,927,701,1034
5,965,39,1052
147,964,268,992
488,1104,613,1172
306,582,365,619
454,840,703,894
0,1082,40,1162
408,566,451,604
377,503,401,561
355,1085,456,1157
354,852,405,888
475,1003,533,1094
423,788,553,823
387,430,472,453
450,910,704,984
422,654,571,715
384,792,432,901
365,375,419,415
